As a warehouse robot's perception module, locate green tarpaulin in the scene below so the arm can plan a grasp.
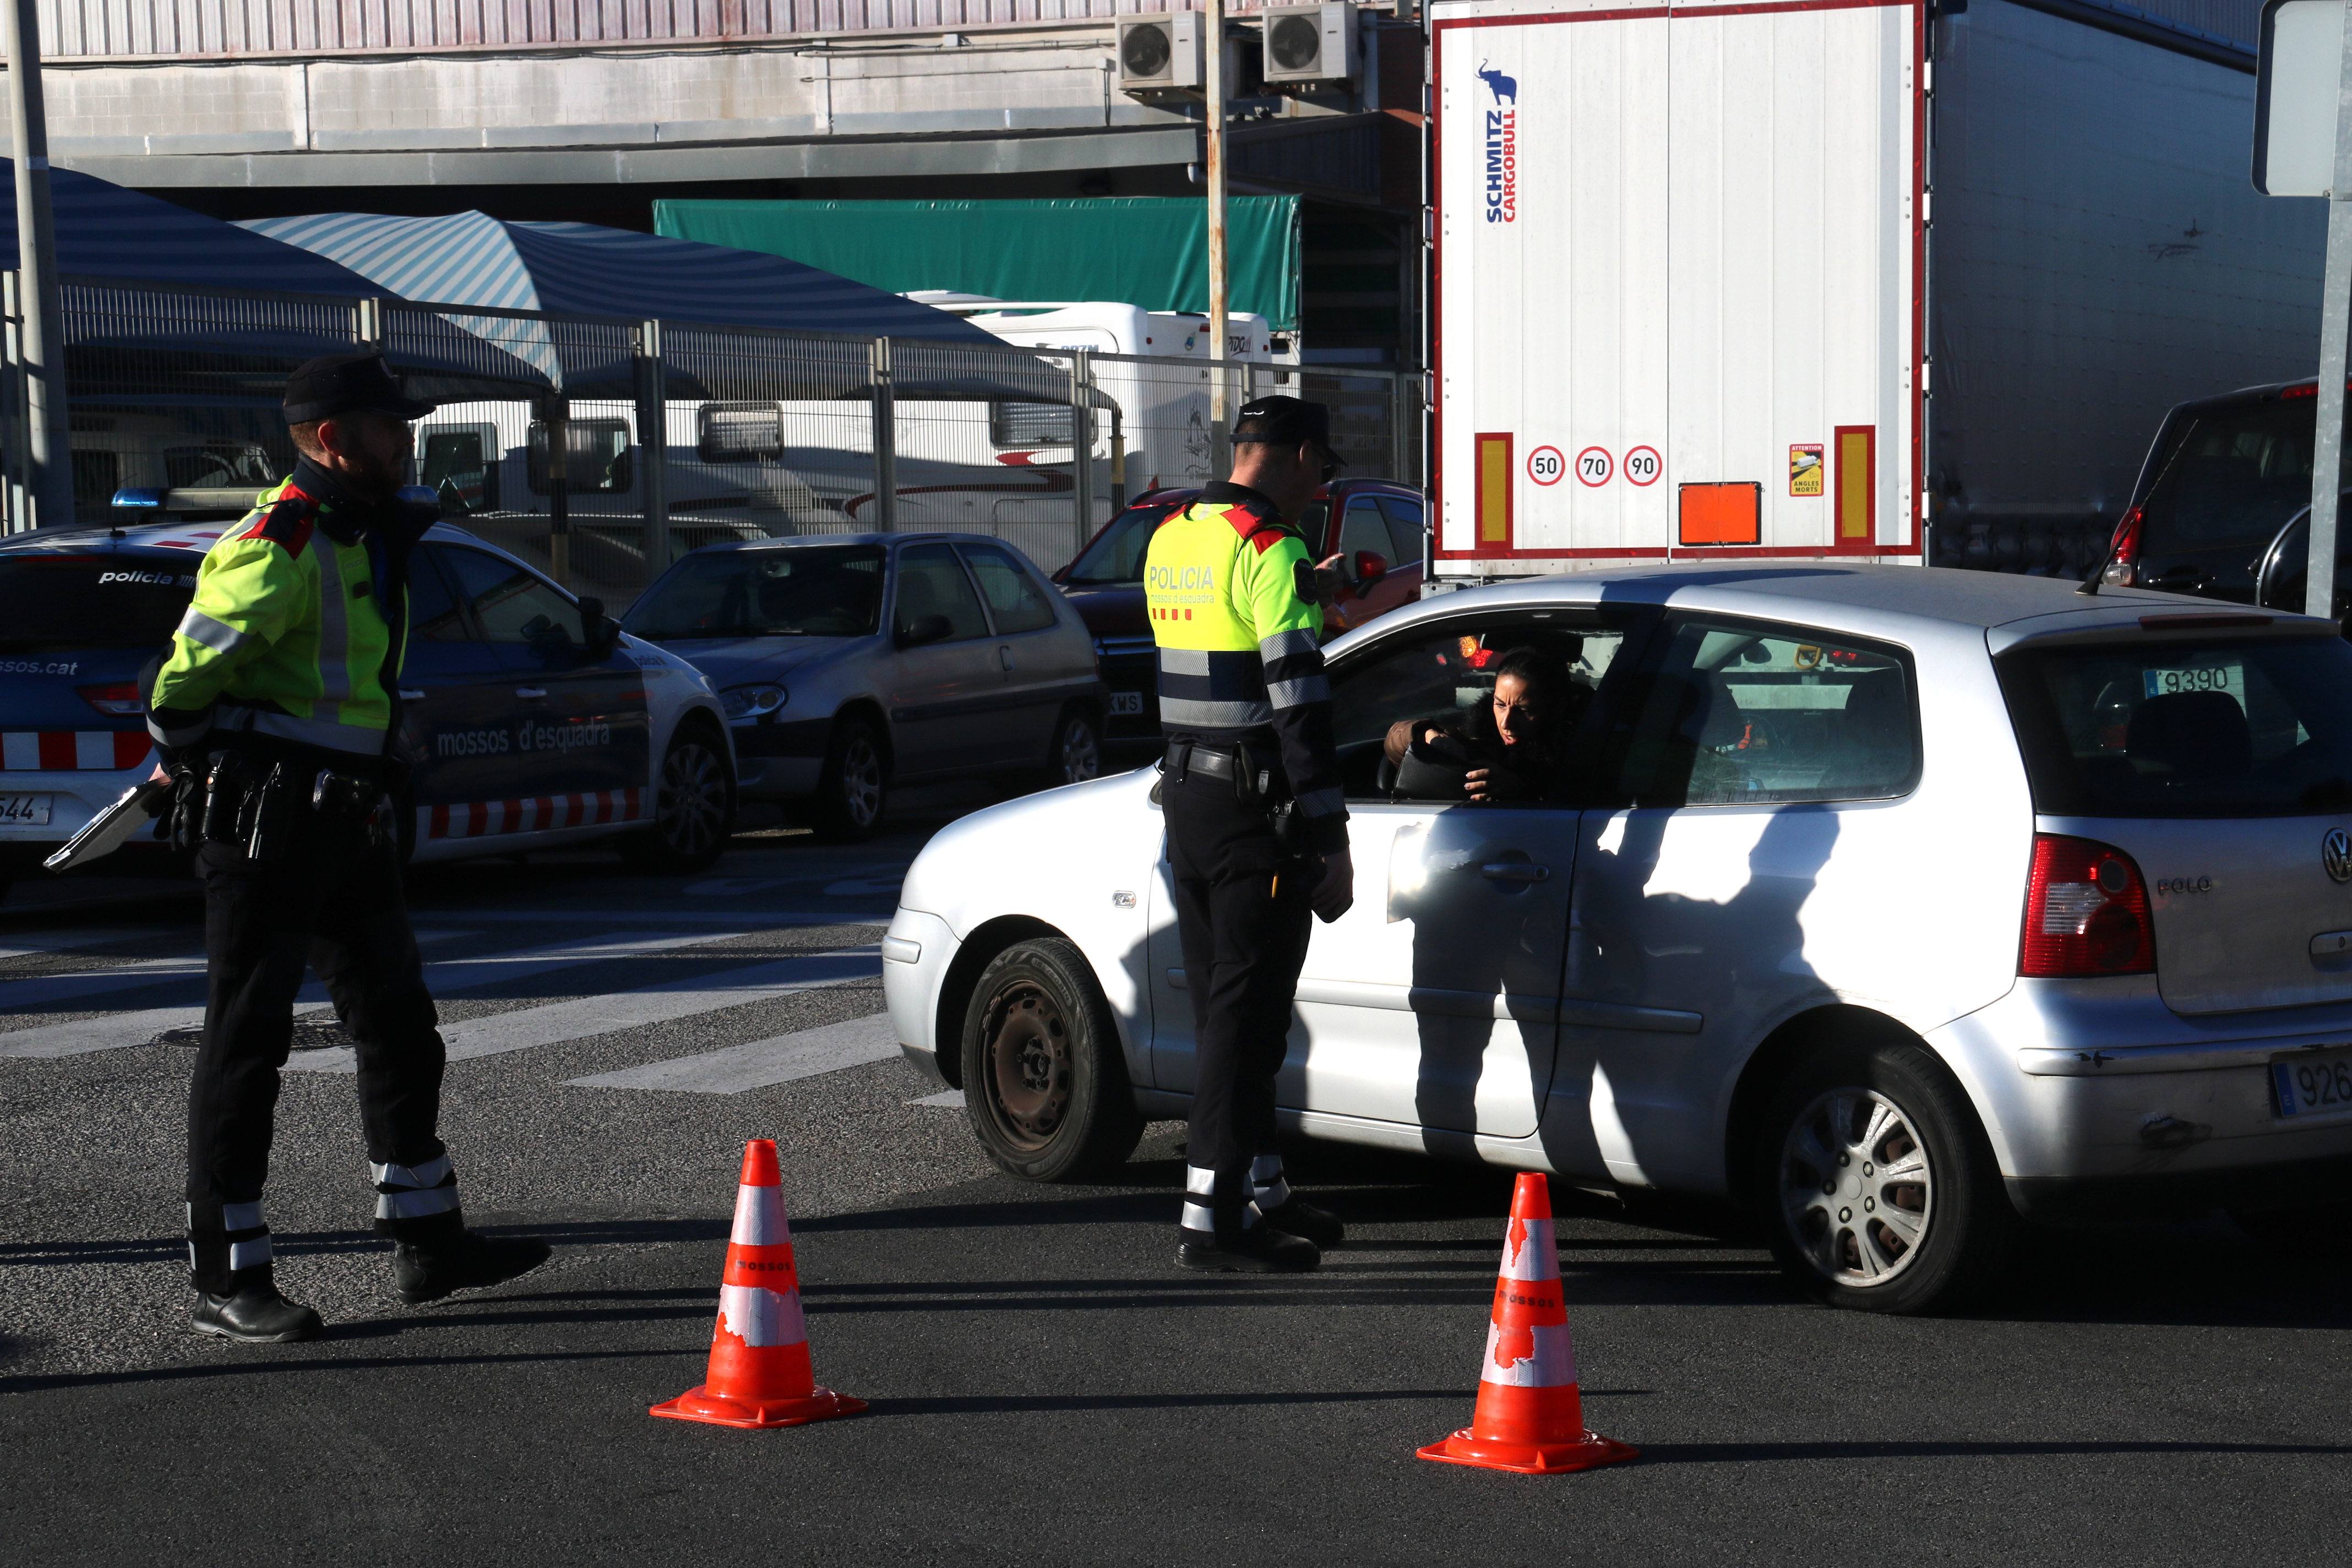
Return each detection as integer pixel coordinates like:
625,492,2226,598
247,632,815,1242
651,197,1302,332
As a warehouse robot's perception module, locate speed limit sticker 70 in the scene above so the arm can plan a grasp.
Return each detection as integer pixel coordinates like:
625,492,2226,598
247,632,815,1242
1576,447,1613,486
1527,445,1565,486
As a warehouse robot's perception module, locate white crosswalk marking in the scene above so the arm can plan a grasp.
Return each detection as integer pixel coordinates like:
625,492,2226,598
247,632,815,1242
284,949,880,1075
0,928,175,962
441,909,892,926
911,1089,966,1108
565,1012,899,1096
0,927,765,1060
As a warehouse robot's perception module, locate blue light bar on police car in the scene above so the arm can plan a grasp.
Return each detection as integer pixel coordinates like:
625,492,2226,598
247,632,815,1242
111,487,166,508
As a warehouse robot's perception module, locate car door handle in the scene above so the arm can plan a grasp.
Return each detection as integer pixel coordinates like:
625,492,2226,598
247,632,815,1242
1481,862,1551,884
515,687,547,700
398,689,425,701
998,646,1014,672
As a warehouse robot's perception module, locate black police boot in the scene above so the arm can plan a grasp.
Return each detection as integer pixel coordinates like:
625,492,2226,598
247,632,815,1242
1260,1194,1344,1248
392,1229,551,1304
191,1279,324,1344
1176,1220,1320,1274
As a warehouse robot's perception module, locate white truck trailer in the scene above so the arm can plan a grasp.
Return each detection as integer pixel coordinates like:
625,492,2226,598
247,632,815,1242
1427,0,2325,579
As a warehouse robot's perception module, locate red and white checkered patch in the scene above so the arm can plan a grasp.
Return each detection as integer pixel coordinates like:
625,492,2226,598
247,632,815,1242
0,731,151,771
421,788,645,841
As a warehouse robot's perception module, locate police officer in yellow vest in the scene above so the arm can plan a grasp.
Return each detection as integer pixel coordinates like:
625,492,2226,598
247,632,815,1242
150,352,547,1342
1146,395,1355,1273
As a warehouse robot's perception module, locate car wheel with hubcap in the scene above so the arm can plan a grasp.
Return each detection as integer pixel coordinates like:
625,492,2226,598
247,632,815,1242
625,725,736,873
960,937,1145,1182
811,715,887,842
1044,706,1103,790
1751,1036,2015,1314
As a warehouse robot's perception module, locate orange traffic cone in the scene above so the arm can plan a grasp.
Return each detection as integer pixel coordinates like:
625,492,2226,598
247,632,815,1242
1418,1172,1637,1475
651,1139,867,1430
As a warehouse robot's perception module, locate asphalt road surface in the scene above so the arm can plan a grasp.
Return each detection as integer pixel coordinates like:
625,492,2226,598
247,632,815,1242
2,791,2348,1566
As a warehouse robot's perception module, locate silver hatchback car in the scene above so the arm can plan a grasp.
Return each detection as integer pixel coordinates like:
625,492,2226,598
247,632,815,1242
884,564,2352,1313
624,532,1106,837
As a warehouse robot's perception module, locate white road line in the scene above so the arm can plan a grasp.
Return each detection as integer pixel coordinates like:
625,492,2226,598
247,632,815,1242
565,1011,899,1096
285,949,880,1075
429,909,894,925
911,1089,965,1108
0,927,769,1061
0,928,175,961
0,928,482,1012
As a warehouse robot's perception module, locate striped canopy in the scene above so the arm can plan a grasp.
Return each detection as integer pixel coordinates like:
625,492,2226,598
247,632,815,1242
239,210,1017,397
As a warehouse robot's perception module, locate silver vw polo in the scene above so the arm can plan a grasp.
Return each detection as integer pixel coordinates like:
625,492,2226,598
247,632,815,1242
624,532,1106,839
883,563,2352,1313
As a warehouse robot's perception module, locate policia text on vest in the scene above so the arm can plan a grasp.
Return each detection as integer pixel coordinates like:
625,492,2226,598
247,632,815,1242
147,351,549,1344
1145,395,1355,1277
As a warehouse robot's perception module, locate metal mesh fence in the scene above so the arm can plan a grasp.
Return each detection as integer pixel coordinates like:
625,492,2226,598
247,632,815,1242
3,273,1427,607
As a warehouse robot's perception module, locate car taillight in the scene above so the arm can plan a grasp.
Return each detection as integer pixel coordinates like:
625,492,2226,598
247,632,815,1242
2021,834,2154,977
2100,505,2143,587
76,681,145,717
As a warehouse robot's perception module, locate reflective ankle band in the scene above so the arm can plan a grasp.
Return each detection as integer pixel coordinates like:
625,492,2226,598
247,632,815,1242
1250,1154,1292,1210
371,1152,459,1221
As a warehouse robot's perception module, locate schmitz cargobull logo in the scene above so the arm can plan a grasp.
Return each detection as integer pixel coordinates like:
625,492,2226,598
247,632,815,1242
1478,60,1518,225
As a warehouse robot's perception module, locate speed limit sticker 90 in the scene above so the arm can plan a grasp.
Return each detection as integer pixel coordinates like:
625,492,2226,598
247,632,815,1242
1576,447,1614,487
1624,445,1662,486
1527,445,1565,486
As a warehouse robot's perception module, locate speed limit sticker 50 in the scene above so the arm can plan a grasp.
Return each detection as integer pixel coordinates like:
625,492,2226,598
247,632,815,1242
1526,445,1565,486
1576,447,1614,487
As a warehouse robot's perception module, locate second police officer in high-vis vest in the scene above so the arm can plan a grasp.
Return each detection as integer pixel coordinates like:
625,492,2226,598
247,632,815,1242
1146,395,1355,1273
150,351,549,1343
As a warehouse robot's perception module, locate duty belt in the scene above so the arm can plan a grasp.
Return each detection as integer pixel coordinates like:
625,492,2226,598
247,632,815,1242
1162,739,1281,803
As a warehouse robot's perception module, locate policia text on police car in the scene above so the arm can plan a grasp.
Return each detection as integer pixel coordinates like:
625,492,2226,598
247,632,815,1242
146,352,548,1343
1145,395,1354,1276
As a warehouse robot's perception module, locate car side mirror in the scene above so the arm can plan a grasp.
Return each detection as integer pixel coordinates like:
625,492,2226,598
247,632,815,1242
1352,551,1389,593
579,595,621,658
896,613,954,649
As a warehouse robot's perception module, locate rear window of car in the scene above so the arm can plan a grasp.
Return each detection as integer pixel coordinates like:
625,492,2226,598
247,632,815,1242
2137,398,2323,554
624,545,885,641
1063,502,1179,586
0,552,197,653
1997,633,2352,817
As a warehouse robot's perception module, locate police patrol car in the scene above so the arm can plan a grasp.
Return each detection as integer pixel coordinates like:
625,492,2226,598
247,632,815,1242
0,516,736,897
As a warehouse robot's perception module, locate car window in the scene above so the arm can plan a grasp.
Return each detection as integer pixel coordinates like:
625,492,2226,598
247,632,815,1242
438,546,579,652
2137,398,2324,555
163,443,275,491
624,545,886,641
1378,496,1425,565
894,543,990,643
1327,616,1630,801
1615,617,1920,807
1297,499,1331,552
421,425,501,514
1996,633,2352,817
0,551,195,652
959,542,1059,634
1336,496,1391,564
527,417,633,496
407,549,473,643
1064,502,1180,585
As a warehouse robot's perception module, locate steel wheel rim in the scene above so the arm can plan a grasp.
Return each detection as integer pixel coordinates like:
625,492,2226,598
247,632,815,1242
981,982,1072,1151
839,735,884,827
657,742,726,857
1059,718,1101,785
1778,1087,1934,1288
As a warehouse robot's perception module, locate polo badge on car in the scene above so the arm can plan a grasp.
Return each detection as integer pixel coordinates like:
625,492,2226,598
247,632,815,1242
2326,829,2352,885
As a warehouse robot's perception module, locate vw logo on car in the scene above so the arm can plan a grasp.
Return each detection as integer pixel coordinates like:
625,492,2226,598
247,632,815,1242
2324,827,2352,885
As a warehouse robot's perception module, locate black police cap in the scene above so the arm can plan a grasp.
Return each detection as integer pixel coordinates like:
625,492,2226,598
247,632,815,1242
1232,394,1333,453
282,351,437,424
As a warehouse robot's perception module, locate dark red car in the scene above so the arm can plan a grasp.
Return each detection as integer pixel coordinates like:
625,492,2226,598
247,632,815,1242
1050,480,1428,749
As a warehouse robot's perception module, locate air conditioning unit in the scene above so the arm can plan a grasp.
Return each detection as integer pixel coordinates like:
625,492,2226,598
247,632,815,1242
1261,2,1358,85
1118,14,1206,92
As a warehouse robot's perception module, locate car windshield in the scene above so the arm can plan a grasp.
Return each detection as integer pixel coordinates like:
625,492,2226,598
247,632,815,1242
1997,633,2352,816
2137,398,2326,554
624,545,886,640
1063,503,1180,585
0,552,197,653
163,443,277,491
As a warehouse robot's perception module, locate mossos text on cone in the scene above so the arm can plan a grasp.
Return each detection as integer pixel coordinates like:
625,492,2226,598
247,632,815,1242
651,1137,865,1430
1418,1172,1637,1475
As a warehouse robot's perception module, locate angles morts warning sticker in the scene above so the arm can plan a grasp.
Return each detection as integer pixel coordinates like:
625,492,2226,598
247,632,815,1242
1790,444,1825,497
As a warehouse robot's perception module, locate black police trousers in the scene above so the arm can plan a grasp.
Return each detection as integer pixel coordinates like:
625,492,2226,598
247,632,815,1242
186,801,449,1293
1163,765,1316,1232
